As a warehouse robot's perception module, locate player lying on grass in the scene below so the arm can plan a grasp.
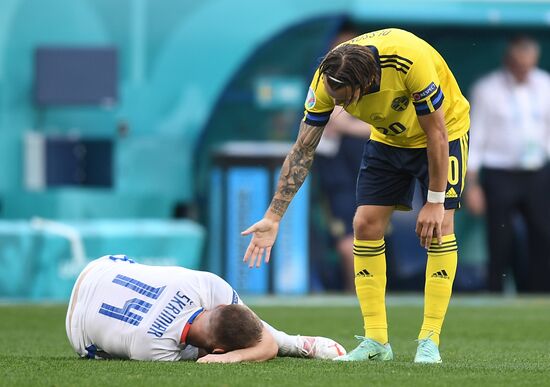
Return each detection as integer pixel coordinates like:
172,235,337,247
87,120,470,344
66,255,346,363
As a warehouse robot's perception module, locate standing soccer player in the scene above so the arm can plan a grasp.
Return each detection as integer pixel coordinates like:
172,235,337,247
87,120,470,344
242,28,470,363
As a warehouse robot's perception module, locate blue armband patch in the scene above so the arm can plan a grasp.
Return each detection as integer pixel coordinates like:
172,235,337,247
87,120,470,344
412,82,437,101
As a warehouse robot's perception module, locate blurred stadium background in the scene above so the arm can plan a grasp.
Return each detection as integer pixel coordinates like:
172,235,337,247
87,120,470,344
1,0,550,301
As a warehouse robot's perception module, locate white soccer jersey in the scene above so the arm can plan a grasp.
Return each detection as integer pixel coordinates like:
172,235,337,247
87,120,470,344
66,255,242,361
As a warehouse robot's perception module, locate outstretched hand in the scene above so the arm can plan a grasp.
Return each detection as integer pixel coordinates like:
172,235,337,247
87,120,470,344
241,218,280,268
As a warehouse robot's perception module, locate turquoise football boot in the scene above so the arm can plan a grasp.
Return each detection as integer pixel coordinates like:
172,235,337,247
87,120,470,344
333,336,393,362
414,337,442,364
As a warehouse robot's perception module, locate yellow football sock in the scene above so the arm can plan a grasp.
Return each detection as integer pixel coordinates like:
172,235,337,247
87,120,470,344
354,238,388,344
419,234,458,346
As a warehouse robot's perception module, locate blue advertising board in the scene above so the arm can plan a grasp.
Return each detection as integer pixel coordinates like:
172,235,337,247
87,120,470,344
273,170,309,294
224,167,270,294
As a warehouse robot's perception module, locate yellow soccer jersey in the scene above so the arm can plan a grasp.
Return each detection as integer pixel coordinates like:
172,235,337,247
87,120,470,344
303,28,470,148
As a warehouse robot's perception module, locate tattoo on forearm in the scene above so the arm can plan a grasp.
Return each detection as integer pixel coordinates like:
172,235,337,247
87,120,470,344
270,199,289,217
269,123,324,217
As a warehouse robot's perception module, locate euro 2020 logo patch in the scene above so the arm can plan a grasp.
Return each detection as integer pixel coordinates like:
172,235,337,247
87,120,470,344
305,87,316,109
391,95,409,111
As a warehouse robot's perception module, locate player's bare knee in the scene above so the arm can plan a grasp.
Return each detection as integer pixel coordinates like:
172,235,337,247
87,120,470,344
353,215,385,240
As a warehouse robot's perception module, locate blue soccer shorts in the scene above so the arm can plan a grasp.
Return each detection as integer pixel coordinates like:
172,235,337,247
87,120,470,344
356,132,469,211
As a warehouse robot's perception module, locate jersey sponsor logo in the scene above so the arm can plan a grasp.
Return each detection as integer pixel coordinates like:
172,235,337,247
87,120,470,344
412,82,437,101
147,291,195,338
305,87,316,109
391,95,409,111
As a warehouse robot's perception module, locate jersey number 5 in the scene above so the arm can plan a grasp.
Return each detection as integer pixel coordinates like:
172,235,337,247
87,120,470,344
98,274,166,326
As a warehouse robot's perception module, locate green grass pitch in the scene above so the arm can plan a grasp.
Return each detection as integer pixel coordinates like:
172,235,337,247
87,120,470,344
1,297,550,386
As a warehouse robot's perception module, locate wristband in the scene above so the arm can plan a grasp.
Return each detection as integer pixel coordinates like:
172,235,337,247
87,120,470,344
427,190,445,204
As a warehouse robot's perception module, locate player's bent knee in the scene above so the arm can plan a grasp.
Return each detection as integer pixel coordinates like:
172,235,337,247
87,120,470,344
353,216,385,240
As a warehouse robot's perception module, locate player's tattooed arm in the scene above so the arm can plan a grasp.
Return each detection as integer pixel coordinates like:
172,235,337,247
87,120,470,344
267,122,325,218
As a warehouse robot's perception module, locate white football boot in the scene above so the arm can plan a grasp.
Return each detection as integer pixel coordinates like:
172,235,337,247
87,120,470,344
296,335,347,360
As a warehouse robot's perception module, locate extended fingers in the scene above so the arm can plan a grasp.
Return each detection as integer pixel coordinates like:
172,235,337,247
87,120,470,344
248,246,269,268
243,243,254,263
423,225,434,249
418,221,435,249
420,222,444,249
248,246,260,268
265,246,272,263
434,224,442,246
257,248,265,268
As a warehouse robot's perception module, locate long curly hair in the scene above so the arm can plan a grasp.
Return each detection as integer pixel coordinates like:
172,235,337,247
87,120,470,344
318,44,380,106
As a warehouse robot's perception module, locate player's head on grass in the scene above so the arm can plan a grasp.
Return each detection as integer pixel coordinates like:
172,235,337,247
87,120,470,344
208,304,263,353
318,44,380,107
